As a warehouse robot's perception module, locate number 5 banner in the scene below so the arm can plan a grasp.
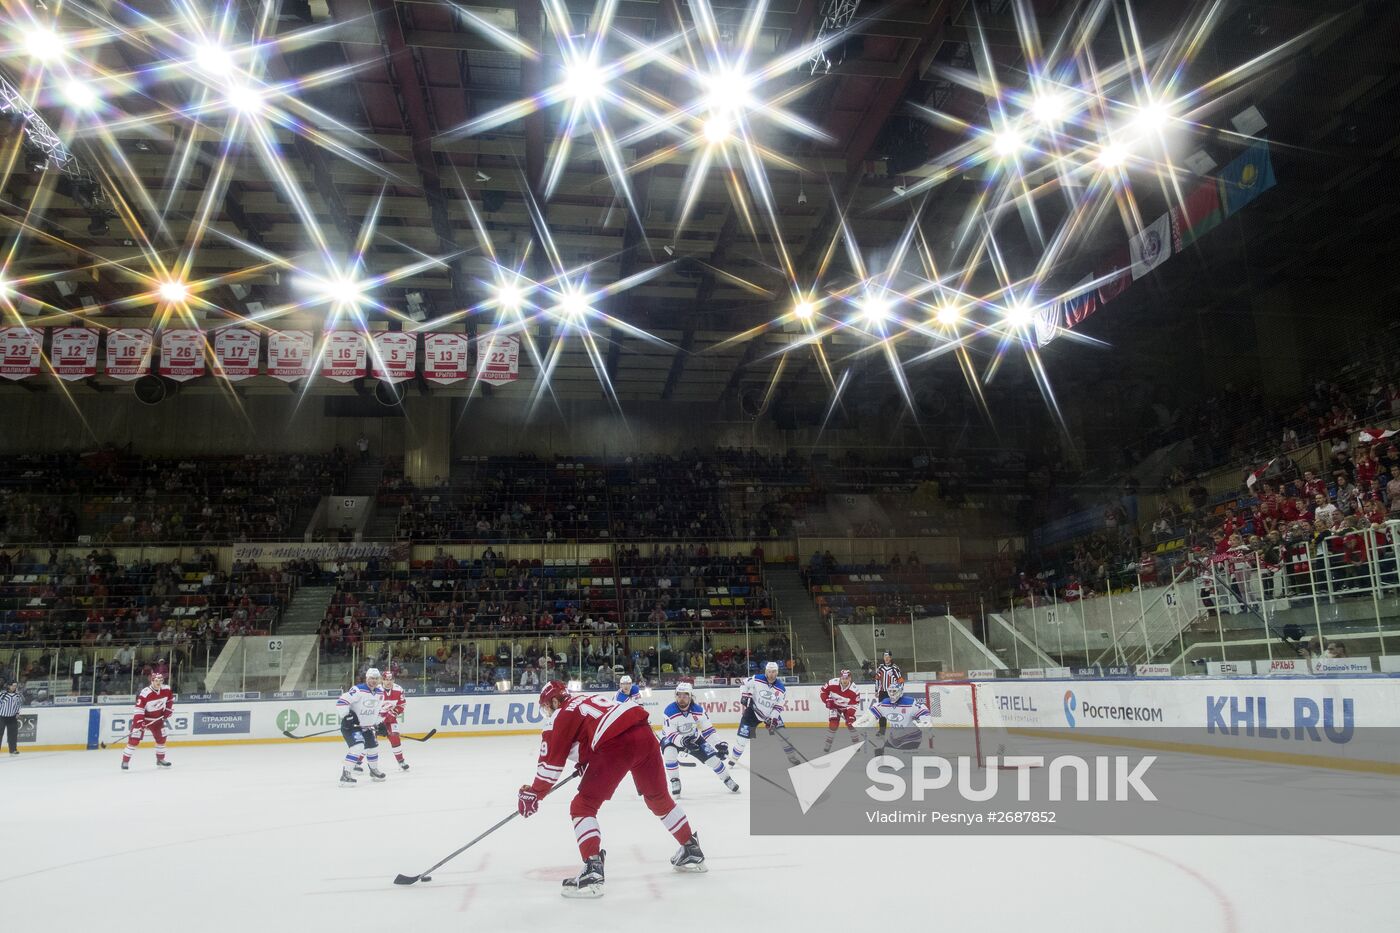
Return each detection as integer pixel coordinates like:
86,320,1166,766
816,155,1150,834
321,330,366,383
0,326,42,380
370,331,416,383
475,333,520,385
159,329,206,381
213,328,260,381
105,328,153,381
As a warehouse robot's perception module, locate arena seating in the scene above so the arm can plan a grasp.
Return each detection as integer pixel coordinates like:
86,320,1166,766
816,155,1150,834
0,451,346,543
800,554,977,626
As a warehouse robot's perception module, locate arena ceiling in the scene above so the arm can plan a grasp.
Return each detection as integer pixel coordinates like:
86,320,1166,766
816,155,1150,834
0,0,1395,415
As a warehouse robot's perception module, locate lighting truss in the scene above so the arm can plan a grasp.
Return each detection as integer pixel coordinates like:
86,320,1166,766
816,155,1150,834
809,0,861,75
0,65,97,186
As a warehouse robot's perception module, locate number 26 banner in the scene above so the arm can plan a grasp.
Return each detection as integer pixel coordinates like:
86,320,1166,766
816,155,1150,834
159,329,206,381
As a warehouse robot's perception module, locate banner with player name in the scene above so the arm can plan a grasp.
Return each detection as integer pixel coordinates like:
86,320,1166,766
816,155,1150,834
0,326,42,379
49,327,98,380
105,328,153,381
423,332,470,385
213,328,259,381
321,330,366,383
476,333,520,385
370,331,416,383
267,330,312,382
158,328,205,381
230,541,409,562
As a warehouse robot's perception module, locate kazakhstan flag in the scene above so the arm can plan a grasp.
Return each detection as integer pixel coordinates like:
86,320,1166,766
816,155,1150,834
1221,139,1277,217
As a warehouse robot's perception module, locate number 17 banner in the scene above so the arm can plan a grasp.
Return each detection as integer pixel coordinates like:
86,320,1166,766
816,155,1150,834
213,328,260,380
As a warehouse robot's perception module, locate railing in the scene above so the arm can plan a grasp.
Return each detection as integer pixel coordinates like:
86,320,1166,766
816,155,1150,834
0,638,224,700
1003,521,1400,671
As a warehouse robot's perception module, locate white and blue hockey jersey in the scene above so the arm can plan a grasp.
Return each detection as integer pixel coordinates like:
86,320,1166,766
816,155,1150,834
660,700,718,748
858,694,931,750
615,682,641,703
337,683,384,729
739,674,786,720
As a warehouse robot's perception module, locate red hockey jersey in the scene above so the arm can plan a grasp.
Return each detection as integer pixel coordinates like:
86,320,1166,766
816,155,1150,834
820,679,860,712
382,683,406,720
134,685,174,725
529,694,647,795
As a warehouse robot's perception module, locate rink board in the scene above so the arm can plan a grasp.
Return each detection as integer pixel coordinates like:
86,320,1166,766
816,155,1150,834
14,676,1400,756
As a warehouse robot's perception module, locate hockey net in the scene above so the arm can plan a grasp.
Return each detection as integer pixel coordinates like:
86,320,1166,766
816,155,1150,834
923,680,1039,770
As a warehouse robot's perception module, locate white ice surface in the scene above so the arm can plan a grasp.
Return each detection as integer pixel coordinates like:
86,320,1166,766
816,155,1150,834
1,736,1397,932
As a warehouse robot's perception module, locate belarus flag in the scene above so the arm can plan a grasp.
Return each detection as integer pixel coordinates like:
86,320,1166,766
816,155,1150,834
1171,180,1224,252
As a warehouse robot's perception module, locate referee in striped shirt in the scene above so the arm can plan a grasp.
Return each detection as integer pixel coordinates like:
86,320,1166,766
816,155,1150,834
874,652,903,737
0,680,21,755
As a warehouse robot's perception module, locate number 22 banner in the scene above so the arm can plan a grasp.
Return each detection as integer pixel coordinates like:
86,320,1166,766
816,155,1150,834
475,333,520,385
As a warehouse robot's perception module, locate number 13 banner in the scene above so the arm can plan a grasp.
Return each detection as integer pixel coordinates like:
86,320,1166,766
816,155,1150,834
159,329,206,381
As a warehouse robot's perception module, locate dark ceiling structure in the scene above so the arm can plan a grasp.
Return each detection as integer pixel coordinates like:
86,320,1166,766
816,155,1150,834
1,0,1394,417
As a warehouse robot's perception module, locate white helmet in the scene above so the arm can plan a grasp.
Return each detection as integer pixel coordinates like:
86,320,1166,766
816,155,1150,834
764,661,779,673
675,682,694,695
887,681,904,700
365,667,381,682
619,675,633,686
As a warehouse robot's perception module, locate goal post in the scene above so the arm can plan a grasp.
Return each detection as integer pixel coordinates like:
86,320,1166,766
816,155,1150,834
923,680,1037,770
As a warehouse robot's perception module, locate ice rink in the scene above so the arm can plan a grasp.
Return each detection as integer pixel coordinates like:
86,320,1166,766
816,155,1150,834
2,735,1397,932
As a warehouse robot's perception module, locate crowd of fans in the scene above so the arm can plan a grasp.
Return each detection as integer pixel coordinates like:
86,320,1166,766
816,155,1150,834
0,449,348,544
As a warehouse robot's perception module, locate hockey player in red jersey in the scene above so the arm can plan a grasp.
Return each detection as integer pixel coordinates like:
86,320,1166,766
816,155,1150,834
122,672,174,770
378,668,409,771
517,680,706,898
820,669,861,753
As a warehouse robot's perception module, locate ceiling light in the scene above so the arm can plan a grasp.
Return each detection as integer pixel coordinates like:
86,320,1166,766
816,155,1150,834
196,42,235,78
702,69,751,114
662,245,675,256
23,26,63,62
225,84,264,115
892,184,907,195
1005,300,1034,328
61,79,99,111
859,292,893,325
324,276,364,308
1096,142,1127,169
992,129,1024,157
797,181,807,205
558,290,590,319
475,170,491,182
935,303,962,326
1030,91,1067,124
703,115,732,145
1133,100,1170,133
494,282,523,313
793,299,816,321
157,280,189,303
564,59,606,102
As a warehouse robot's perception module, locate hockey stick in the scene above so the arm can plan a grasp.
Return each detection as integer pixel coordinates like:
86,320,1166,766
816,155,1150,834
765,720,809,765
281,728,342,740
100,718,174,749
399,728,437,743
393,772,579,886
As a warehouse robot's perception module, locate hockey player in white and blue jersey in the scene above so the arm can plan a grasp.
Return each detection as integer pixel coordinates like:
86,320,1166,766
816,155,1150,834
855,681,931,751
615,675,642,703
337,668,386,786
728,661,800,766
661,683,740,797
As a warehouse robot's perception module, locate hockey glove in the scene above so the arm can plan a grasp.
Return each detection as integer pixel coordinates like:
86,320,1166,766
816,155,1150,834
767,715,784,729
376,723,388,738
517,786,541,818
712,741,729,760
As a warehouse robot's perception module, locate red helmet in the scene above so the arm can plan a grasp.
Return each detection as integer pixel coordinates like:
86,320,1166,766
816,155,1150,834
539,680,571,709
839,669,852,681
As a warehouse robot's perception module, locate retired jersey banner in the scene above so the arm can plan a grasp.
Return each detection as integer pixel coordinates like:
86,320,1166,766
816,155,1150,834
0,326,42,380
50,327,98,380
476,333,520,385
213,328,259,381
105,328,153,381
423,332,470,385
1129,211,1172,280
370,331,416,383
159,329,206,381
321,330,366,383
267,330,313,382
